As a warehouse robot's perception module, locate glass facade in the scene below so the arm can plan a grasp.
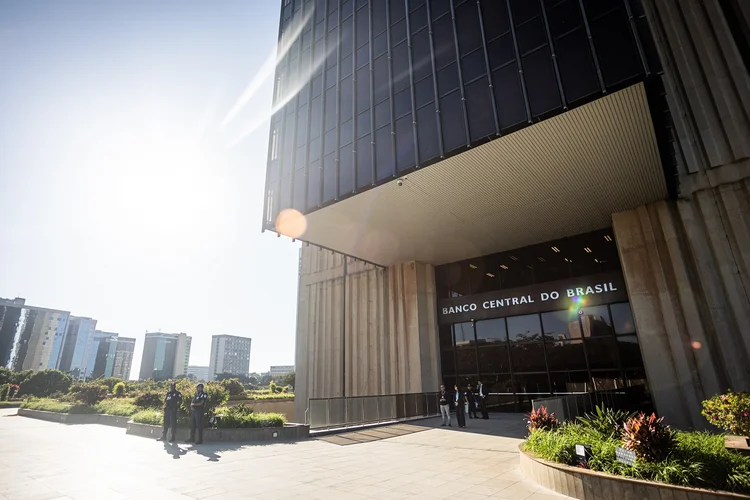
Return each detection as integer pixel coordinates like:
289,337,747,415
264,0,676,229
436,229,650,411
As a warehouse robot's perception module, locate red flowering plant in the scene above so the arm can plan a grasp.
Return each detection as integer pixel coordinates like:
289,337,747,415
8,384,19,398
702,390,750,437
526,405,559,432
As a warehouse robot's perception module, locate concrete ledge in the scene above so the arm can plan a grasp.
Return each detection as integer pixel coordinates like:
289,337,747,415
519,445,750,500
18,409,130,428
126,422,310,443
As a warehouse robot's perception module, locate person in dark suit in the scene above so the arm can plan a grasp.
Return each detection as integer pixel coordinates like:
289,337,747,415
466,384,478,419
477,380,489,419
158,382,182,442
188,383,208,444
454,384,466,428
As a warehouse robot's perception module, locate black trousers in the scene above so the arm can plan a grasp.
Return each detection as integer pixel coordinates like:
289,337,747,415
479,396,489,419
455,403,466,427
468,399,478,418
190,410,204,442
162,409,177,439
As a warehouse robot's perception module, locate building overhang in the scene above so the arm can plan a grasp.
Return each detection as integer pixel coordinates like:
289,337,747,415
288,83,667,267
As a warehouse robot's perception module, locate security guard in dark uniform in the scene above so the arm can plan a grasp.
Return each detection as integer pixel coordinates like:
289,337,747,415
158,381,182,442
188,383,208,444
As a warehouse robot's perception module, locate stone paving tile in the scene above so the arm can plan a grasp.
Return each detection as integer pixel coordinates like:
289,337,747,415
0,409,565,500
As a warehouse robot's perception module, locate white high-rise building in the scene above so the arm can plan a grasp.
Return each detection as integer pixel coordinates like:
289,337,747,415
208,335,251,380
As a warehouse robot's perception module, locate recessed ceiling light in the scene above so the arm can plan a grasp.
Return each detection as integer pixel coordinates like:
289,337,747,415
551,246,560,253
486,273,495,278
565,258,572,263
526,265,532,269
500,264,509,270
584,247,592,253
538,257,546,262
594,258,599,263
469,264,477,269
604,235,613,242
509,255,519,261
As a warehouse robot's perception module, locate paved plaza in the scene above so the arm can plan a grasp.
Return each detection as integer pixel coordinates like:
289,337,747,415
0,409,570,500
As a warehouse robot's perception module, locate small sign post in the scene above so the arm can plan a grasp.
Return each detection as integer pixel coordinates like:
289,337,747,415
575,444,592,467
615,447,636,466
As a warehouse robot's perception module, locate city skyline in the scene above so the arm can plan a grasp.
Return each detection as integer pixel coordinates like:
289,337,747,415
0,1,297,379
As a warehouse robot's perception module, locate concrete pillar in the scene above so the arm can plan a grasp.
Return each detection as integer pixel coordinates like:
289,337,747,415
613,181,750,430
293,246,440,422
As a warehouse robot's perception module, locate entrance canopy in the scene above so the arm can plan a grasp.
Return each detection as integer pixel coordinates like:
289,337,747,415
298,83,667,267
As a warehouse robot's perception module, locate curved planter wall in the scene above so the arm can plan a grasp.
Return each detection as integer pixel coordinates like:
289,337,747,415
18,408,130,428
519,446,750,500
126,422,309,443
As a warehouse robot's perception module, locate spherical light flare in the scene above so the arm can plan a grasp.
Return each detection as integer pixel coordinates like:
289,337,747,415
275,209,307,239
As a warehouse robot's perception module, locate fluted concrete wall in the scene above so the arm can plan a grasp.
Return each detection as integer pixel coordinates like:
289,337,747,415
293,246,440,422
613,180,750,430
642,0,750,191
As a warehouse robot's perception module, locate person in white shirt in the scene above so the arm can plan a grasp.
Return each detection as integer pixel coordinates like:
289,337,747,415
477,381,489,420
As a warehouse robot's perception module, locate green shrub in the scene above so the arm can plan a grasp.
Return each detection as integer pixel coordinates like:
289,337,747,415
68,404,97,414
132,409,163,426
524,413,750,494
69,382,108,405
0,384,9,401
577,405,636,439
215,405,286,428
221,378,245,396
94,398,137,416
526,406,559,432
20,398,73,413
99,377,123,392
17,370,72,398
177,381,228,422
622,412,674,462
134,391,163,409
702,390,750,437
113,382,126,398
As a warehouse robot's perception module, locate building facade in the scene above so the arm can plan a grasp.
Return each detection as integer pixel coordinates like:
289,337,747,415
85,331,119,379
270,365,295,378
111,337,136,380
0,298,70,371
266,0,750,429
187,365,209,381
59,316,98,379
139,332,192,381
208,335,252,380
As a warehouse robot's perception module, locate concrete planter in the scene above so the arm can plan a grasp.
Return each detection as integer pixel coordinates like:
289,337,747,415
726,435,750,457
126,421,309,443
18,408,130,428
519,445,750,500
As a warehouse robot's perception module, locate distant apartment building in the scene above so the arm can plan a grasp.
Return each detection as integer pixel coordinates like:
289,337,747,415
85,331,119,379
59,316,97,379
187,365,209,381
111,337,136,380
208,335,251,380
270,365,294,378
0,297,70,371
139,332,192,381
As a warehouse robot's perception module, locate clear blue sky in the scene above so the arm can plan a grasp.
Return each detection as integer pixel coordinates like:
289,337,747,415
0,1,300,377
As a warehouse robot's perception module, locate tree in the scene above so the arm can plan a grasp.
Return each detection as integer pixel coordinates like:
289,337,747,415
220,378,244,396
281,372,295,388
17,370,72,397
0,367,11,385
259,373,273,386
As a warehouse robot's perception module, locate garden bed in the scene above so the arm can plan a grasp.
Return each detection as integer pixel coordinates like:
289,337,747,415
18,408,130,427
520,445,750,500
125,421,309,442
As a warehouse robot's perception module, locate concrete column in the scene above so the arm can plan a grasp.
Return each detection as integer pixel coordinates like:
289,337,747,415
613,180,750,430
293,246,440,422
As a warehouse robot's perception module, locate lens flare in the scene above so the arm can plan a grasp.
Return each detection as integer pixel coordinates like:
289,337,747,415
691,341,702,350
275,209,307,238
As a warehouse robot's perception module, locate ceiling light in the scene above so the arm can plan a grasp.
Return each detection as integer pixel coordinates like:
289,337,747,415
538,257,546,262
500,264,509,270
604,235,613,242
509,255,519,261
564,258,571,263
594,258,599,263
526,265,532,269
584,247,592,253
469,264,477,269
551,246,560,253
486,273,495,278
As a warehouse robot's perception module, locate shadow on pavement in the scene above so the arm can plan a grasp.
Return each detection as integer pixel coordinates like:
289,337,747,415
160,440,299,461
163,442,188,459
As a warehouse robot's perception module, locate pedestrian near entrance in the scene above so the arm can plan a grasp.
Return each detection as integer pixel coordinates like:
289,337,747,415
454,384,466,428
438,384,451,427
466,384,478,419
477,381,489,419
188,383,208,444
158,381,182,442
